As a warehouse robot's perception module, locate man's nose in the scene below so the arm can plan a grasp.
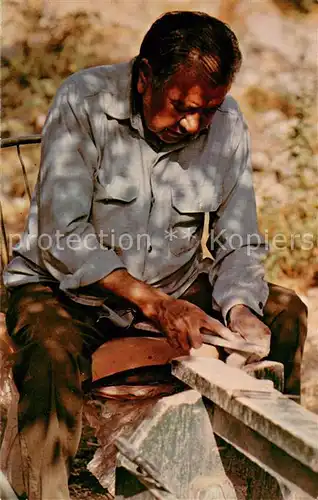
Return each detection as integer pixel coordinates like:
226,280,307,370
179,113,201,134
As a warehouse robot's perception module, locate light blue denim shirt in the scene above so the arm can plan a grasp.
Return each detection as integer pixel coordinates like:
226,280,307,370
3,60,269,321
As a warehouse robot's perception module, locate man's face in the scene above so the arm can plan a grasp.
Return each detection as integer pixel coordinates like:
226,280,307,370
137,62,229,143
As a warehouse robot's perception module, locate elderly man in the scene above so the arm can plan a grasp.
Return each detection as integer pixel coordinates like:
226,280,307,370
2,11,307,500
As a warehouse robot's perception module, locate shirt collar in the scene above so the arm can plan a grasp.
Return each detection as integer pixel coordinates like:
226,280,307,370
105,59,149,139
105,59,135,121
104,60,160,146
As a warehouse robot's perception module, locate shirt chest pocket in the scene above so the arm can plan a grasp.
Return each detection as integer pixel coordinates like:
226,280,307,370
93,176,139,234
94,175,139,203
169,185,221,257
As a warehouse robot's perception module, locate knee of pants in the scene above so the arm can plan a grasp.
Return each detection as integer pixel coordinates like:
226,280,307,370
10,310,83,355
283,291,308,346
12,327,83,395
269,289,308,358
12,339,83,430
285,290,308,320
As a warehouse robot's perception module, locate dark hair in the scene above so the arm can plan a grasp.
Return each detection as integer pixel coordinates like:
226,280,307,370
132,11,242,92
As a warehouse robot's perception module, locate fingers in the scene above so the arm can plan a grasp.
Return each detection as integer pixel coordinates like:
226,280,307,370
177,330,190,352
201,315,243,341
165,323,190,352
159,300,233,351
165,323,202,351
262,325,271,337
228,314,271,360
188,328,203,349
229,316,271,342
165,329,183,350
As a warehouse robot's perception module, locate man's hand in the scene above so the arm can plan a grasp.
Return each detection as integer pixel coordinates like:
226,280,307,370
98,269,240,352
228,305,271,359
153,297,242,352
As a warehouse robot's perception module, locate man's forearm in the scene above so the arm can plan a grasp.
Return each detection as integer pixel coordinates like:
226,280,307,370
97,269,170,320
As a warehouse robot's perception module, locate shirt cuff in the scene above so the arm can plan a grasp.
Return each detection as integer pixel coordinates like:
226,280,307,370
221,287,269,326
57,249,126,292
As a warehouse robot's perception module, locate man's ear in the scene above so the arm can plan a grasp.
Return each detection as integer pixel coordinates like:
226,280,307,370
137,58,153,94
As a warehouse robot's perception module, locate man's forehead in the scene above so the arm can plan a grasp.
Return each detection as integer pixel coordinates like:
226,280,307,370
167,77,228,107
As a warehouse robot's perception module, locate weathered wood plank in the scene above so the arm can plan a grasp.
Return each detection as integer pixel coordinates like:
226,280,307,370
211,405,318,498
172,357,318,474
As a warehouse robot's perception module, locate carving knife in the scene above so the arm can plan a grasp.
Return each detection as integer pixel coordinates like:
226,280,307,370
201,333,265,355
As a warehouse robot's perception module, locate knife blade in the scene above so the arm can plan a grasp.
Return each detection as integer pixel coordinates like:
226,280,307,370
201,333,264,355
134,321,265,356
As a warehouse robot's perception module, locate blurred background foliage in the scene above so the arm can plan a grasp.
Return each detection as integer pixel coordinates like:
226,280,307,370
2,6,108,138
1,0,317,289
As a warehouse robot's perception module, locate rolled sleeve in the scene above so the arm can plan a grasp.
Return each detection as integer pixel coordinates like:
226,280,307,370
207,115,269,323
38,83,125,290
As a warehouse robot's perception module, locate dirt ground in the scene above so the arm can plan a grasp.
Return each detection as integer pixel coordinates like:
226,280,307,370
69,420,113,500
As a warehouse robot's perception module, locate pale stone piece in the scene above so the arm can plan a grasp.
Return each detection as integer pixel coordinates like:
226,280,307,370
243,360,284,392
115,390,237,499
190,344,219,359
0,470,18,500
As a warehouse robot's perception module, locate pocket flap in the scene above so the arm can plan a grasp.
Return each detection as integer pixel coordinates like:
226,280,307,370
171,185,221,213
105,176,138,202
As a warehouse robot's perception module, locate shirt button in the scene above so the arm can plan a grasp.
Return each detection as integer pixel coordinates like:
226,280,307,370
259,301,263,309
